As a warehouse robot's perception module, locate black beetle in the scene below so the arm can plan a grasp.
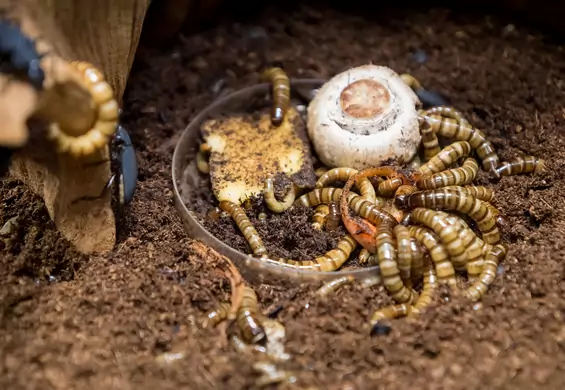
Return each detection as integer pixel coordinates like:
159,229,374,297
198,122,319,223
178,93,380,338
0,146,15,179
0,17,45,90
71,124,138,217
414,88,451,109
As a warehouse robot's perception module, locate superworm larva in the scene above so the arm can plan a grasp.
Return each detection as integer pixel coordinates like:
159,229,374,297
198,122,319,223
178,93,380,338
219,201,267,256
48,61,119,157
358,248,373,265
316,275,356,297
264,176,296,213
442,185,494,202
260,67,290,126
202,301,231,328
494,156,545,177
393,185,418,210
237,286,267,344
400,73,422,90
463,243,508,301
376,223,418,304
443,213,484,276
409,237,425,284
316,167,378,203
418,113,500,172
260,234,358,272
416,157,479,190
369,258,438,329
410,208,468,272
196,151,209,173
312,204,329,230
326,202,341,231
393,224,413,287
419,117,441,161
408,225,457,288
421,106,470,126
398,189,501,245
418,141,472,176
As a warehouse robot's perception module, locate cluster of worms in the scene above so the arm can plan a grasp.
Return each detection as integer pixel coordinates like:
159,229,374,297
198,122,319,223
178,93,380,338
201,68,545,334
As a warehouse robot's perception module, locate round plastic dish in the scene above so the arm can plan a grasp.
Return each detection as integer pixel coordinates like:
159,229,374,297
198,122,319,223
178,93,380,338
172,79,382,286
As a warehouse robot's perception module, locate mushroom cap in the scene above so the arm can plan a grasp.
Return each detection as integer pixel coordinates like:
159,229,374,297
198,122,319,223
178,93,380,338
307,64,422,169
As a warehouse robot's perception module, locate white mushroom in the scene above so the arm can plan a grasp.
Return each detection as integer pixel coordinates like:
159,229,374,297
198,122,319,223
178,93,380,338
307,64,422,170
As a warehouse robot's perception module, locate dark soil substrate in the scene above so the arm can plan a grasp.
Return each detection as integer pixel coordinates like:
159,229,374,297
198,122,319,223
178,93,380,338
2,4,565,389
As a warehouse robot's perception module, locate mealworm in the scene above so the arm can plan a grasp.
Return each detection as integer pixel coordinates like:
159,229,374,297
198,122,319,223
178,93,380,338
260,234,357,272
409,236,425,284
418,113,500,172
260,67,290,126
326,202,341,231
376,222,419,304
408,225,457,288
237,286,267,344
393,185,419,211
393,224,412,286
219,201,267,256
398,188,501,245
264,176,296,213
418,141,472,176
400,73,422,90
443,213,484,276
316,167,378,203
202,301,232,328
463,243,508,301
316,275,356,297
442,185,494,202
494,156,545,177
48,61,119,157
369,257,437,329
410,208,468,272
312,204,329,230
417,157,479,190
196,151,210,173
377,177,405,197
419,117,441,161
421,106,470,126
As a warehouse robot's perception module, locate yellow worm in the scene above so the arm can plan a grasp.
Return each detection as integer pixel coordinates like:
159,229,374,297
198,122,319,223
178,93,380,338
264,176,296,213
48,61,119,157
219,201,267,256
418,113,500,172
418,141,472,176
494,156,545,178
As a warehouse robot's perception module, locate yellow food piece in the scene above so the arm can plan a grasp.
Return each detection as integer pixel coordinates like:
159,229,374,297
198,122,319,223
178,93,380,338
201,107,316,204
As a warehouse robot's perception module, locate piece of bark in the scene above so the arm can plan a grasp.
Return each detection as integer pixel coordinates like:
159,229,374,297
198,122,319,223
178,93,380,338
1,0,149,253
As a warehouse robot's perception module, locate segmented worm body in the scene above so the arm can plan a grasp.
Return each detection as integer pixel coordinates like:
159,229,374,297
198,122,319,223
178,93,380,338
326,202,341,231
260,67,290,126
463,244,508,301
370,258,438,329
312,204,329,230
408,225,457,288
418,113,500,172
494,156,545,178
48,61,119,157
260,234,357,272
417,157,479,190
410,208,468,273
316,275,356,297
419,117,441,161
203,302,231,328
393,224,413,286
418,141,472,176
237,286,267,344
398,189,501,245
219,201,267,256
264,176,296,213
316,167,378,203
420,106,469,126
442,185,494,202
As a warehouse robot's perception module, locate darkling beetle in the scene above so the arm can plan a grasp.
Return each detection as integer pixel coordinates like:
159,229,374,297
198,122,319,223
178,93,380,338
73,124,139,217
